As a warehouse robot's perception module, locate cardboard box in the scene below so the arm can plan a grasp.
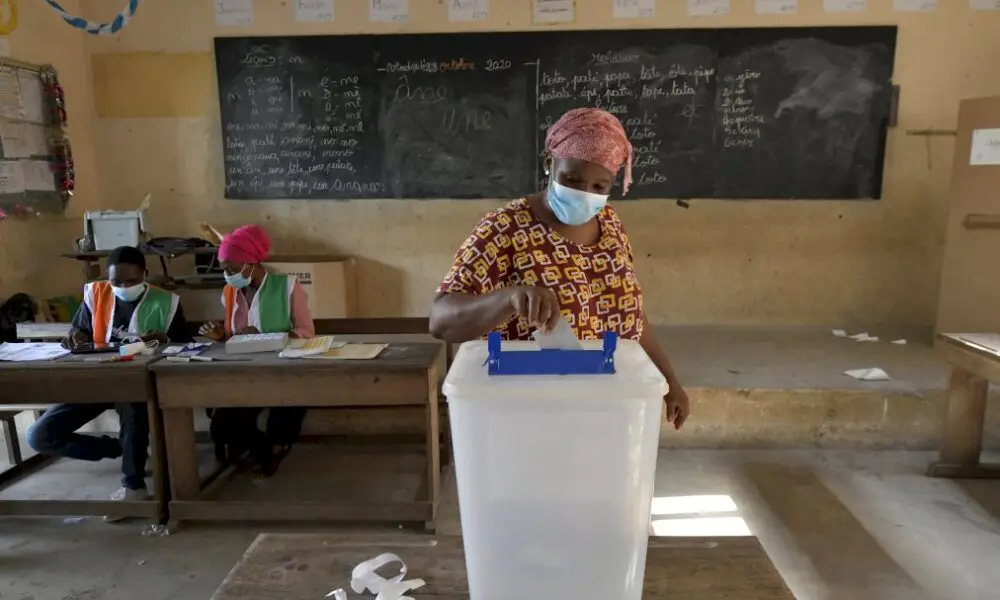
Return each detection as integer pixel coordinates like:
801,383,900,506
265,256,358,319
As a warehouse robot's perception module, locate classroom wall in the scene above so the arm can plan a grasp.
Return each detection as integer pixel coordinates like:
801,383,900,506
0,2,101,301
64,1,1000,324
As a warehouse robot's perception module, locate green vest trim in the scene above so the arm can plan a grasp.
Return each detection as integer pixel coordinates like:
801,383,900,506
256,273,291,334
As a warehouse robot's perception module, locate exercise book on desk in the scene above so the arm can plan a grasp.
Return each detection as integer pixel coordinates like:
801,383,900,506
303,343,387,360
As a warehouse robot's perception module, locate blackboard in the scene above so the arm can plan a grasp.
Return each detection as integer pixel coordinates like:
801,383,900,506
214,26,896,201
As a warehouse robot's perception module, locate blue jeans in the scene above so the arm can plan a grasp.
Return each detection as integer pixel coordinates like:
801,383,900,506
26,403,149,490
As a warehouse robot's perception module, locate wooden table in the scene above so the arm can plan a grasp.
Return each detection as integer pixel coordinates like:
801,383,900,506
151,342,447,528
928,333,1000,478
0,355,167,520
210,534,795,600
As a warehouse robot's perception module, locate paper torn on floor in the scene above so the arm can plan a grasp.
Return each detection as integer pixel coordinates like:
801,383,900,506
844,367,890,381
533,316,583,350
891,339,907,345
328,552,426,600
832,329,848,337
849,332,879,342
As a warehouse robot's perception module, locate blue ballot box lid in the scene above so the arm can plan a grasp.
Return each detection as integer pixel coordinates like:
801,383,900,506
486,331,618,376
442,334,668,402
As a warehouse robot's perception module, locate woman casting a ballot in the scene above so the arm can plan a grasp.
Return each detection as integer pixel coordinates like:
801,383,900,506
429,107,690,429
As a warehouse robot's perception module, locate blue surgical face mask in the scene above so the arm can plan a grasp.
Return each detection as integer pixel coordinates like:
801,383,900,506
224,264,254,289
547,180,609,226
112,282,147,303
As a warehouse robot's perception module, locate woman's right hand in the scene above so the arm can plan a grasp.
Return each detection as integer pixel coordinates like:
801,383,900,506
198,322,226,342
61,329,89,350
508,286,561,333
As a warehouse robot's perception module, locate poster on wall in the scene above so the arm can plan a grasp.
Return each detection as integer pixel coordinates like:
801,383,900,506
687,0,729,16
893,0,936,11
449,0,488,21
824,0,867,11
296,0,334,22
756,0,797,14
534,0,575,23
370,0,408,22
970,129,1000,166
215,0,253,26
613,0,655,19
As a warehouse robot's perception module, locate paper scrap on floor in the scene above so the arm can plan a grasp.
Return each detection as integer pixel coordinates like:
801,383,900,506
849,332,879,342
832,329,848,337
0,342,70,361
891,339,907,345
278,335,344,358
304,343,387,360
844,367,890,381
532,317,583,350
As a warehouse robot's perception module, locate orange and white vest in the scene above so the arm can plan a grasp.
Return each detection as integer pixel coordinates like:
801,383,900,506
83,281,179,342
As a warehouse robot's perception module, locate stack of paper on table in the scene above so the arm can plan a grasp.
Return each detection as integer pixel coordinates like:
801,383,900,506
0,342,70,362
303,343,387,360
278,335,344,358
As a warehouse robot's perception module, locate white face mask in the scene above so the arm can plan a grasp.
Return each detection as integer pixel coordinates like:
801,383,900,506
112,282,147,303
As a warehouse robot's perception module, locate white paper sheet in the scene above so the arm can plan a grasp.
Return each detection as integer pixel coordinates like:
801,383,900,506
0,37,10,58
0,160,24,194
832,329,848,337
17,69,45,124
534,0,575,23
891,339,907,345
215,0,253,26
327,552,425,600
532,317,583,350
613,0,655,19
370,0,408,22
893,0,936,11
0,342,70,362
449,0,488,21
824,0,867,11
23,160,56,191
295,0,334,22
970,128,1000,166
844,367,890,381
688,0,729,15
756,0,797,14
849,332,879,342
971,0,1000,10
1,123,48,158
0,66,22,120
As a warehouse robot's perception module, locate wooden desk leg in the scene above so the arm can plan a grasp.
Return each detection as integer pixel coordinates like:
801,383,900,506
928,367,990,478
424,371,441,532
162,408,200,503
146,399,169,524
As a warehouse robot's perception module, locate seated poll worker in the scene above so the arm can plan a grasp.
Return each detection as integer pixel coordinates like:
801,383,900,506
429,107,690,429
27,246,191,517
199,224,316,477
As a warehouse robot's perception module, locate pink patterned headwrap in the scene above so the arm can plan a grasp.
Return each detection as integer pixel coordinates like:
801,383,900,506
218,224,271,263
545,108,634,194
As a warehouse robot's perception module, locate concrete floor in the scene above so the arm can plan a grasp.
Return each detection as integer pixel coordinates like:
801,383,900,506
2,448,999,600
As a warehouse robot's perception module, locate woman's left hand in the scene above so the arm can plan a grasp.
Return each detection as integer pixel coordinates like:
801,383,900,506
664,385,690,430
237,326,260,335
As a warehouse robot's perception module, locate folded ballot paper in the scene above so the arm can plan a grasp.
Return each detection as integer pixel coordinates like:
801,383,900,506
328,553,425,600
532,317,583,350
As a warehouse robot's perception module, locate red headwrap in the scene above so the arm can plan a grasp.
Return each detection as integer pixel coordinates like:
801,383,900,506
218,224,271,263
545,108,634,194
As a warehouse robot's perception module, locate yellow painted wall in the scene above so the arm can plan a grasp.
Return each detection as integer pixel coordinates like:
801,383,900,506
0,2,101,300
45,1,1000,324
